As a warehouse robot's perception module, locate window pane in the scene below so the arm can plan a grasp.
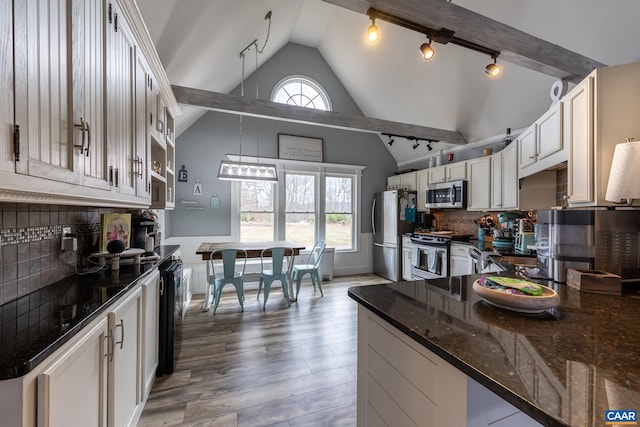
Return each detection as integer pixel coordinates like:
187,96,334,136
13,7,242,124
325,214,352,249
286,213,315,249
325,177,352,213
286,174,315,212
240,213,274,242
241,181,273,211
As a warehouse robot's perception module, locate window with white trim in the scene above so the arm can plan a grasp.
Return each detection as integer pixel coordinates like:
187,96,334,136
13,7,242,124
233,161,361,251
271,76,331,111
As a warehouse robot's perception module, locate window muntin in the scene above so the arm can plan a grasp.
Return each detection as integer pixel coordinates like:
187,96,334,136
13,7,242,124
239,181,274,242
271,76,331,111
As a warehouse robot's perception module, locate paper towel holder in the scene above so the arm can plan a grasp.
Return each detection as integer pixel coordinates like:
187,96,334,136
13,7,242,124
605,137,640,205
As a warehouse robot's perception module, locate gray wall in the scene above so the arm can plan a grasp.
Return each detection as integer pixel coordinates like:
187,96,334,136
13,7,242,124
168,43,397,236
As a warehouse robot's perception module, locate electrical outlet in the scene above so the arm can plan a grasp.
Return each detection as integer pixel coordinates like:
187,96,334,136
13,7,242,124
61,227,74,251
62,226,71,236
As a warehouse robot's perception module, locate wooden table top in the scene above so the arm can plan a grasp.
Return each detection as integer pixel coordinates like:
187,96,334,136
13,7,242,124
196,241,306,260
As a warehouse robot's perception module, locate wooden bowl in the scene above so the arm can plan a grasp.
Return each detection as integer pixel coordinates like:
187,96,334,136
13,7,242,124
472,279,560,313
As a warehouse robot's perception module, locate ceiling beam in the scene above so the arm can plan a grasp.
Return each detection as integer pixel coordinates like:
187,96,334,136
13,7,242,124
171,85,467,145
322,0,606,83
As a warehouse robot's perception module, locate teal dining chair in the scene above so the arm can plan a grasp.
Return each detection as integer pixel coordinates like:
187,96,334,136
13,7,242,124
257,246,292,310
208,248,247,314
292,240,326,299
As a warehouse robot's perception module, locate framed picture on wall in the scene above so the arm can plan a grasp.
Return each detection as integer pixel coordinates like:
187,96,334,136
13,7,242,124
278,134,324,162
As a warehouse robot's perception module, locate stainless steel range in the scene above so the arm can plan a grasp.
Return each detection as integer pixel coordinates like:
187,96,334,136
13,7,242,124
410,233,451,279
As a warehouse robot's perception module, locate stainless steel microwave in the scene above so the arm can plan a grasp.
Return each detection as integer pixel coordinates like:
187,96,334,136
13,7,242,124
425,180,467,209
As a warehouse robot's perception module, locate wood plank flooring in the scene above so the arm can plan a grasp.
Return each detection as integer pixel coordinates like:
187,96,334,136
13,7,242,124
138,274,390,427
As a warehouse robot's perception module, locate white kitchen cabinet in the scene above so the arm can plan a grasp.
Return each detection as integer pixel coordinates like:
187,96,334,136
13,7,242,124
12,0,110,190
0,0,12,173
519,103,566,179
428,162,466,184
2,0,179,207
428,165,446,183
357,308,467,427
386,173,401,189
416,169,429,211
402,235,413,281
566,62,640,207
106,0,137,197
450,243,472,276
400,171,417,190
133,53,152,200
466,157,491,211
491,142,518,210
140,270,160,400
108,286,143,427
37,317,109,427
151,97,176,209
447,161,467,181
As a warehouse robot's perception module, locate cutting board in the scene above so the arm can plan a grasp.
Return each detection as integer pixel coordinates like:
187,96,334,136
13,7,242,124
566,269,622,295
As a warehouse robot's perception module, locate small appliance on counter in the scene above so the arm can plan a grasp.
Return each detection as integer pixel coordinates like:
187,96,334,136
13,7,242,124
131,212,160,254
514,218,535,255
532,209,640,283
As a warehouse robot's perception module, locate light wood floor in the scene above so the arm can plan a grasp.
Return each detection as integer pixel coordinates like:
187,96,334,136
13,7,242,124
138,274,390,427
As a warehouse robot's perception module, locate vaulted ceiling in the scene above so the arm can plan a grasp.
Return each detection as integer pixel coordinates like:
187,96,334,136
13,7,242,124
136,0,640,166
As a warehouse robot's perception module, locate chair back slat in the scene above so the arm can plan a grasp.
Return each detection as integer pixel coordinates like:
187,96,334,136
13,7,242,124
261,246,292,274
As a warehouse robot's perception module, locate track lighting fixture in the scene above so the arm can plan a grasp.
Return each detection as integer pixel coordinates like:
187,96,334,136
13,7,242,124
412,141,420,150
427,142,433,151
367,7,501,77
419,35,435,60
387,136,395,146
382,133,438,150
367,17,379,43
485,54,502,78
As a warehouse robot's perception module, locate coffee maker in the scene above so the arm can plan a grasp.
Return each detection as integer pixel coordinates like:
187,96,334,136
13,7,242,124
417,212,437,231
131,214,160,254
514,218,535,255
535,209,640,282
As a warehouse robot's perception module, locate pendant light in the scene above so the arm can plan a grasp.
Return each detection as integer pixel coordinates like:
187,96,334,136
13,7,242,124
218,12,278,183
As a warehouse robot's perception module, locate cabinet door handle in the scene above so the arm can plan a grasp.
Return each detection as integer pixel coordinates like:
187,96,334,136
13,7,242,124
74,117,87,154
108,3,113,23
115,168,119,188
114,13,118,32
82,121,91,156
13,125,20,161
109,166,114,186
115,319,124,349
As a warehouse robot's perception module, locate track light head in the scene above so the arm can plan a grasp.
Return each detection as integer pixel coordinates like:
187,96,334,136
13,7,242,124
419,35,434,60
412,142,420,150
427,143,433,151
485,55,502,77
367,17,379,43
387,137,395,146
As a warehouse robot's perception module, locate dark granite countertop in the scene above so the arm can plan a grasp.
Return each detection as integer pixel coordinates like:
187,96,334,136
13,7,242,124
348,274,640,427
0,245,180,380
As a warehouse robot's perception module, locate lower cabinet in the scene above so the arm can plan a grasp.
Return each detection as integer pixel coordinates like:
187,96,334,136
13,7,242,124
108,286,143,427
37,317,109,427
26,270,159,427
357,307,541,427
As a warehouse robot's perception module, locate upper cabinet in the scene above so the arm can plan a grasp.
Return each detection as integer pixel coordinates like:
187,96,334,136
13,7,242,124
519,102,565,179
491,142,518,210
466,156,491,211
566,62,640,207
428,161,467,184
2,0,179,207
0,0,13,173
386,171,416,191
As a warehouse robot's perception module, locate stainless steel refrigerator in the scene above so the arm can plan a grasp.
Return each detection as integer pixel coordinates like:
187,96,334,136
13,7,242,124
372,189,417,281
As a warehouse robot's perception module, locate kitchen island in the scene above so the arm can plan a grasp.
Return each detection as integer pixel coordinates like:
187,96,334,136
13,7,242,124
348,274,640,427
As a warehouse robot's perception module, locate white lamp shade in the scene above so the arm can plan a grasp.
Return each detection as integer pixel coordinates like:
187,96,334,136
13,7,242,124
605,140,640,202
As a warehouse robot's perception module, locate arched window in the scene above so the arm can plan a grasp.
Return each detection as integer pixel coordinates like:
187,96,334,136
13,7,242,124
271,76,331,111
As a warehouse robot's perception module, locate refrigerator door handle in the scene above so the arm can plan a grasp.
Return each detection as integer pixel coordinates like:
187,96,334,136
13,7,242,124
374,242,396,249
371,197,377,235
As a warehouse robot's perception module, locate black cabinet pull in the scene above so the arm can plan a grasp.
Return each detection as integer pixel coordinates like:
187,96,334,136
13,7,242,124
108,3,112,23
13,125,20,161
109,166,113,186
114,13,118,32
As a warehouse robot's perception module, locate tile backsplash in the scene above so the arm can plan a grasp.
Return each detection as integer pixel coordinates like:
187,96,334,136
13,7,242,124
0,203,130,305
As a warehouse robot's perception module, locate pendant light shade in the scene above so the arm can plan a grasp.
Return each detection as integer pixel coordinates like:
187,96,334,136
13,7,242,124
218,160,278,183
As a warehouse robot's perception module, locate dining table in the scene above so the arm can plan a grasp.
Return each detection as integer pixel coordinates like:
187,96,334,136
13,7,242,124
196,240,306,310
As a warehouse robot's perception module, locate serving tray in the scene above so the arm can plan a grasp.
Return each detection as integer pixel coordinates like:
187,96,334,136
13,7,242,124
472,278,560,313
